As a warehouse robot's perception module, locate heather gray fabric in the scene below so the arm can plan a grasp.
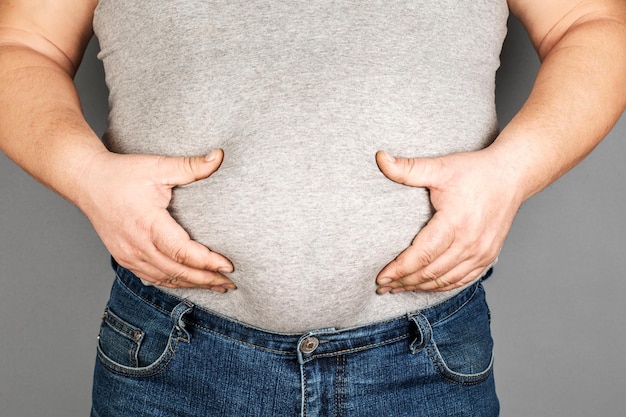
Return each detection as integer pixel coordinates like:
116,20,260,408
93,0,509,332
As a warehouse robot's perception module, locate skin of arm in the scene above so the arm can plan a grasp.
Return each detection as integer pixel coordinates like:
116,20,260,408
0,0,235,291
375,0,626,293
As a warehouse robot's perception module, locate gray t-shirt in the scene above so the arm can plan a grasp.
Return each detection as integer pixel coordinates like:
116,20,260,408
93,0,509,332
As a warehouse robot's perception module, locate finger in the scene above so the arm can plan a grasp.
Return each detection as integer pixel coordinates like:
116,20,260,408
375,151,444,189
158,148,224,187
376,212,454,286
153,255,234,288
413,265,488,292
126,257,235,291
150,211,234,272
159,275,233,291
379,245,468,292
404,234,500,291
139,241,235,288
380,260,476,295
395,230,487,288
403,265,471,292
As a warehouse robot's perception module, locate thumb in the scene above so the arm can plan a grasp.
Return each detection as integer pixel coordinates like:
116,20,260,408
375,150,444,188
161,148,224,186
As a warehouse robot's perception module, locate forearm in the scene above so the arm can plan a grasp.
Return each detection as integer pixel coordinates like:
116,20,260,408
0,44,107,205
490,15,626,202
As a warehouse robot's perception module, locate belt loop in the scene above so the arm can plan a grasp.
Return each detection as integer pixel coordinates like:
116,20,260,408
408,312,432,354
171,300,194,343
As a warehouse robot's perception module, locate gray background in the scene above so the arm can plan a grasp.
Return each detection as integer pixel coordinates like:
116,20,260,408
1,16,624,417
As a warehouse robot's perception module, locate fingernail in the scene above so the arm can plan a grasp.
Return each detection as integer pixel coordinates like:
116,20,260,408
205,149,220,162
380,151,395,164
223,283,237,290
378,277,392,285
377,287,392,295
391,288,406,294
218,266,233,273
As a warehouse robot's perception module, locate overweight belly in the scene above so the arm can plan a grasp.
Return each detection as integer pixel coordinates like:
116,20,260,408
110,90,499,332
165,138,445,332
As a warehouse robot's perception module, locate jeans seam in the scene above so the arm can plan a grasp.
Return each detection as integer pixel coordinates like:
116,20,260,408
301,365,307,417
341,356,346,417
336,355,345,417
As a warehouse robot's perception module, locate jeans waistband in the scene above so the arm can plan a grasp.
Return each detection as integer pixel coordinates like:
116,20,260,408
112,258,490,362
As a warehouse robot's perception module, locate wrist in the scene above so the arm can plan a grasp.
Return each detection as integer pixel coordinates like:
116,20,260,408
483,133,547,205
63,143,112,210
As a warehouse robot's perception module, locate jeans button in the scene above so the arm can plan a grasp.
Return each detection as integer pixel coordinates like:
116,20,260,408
300,337,319,354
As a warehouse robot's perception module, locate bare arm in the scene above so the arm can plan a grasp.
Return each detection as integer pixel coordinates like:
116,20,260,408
0,0,235,290
495,0,626,200
375,0,626,293
0,0,102,202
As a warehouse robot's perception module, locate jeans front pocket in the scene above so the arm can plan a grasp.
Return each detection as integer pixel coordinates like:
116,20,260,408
412,283,494,385
96,278,193,378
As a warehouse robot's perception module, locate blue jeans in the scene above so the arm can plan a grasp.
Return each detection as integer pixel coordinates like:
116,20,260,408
91,261,498,417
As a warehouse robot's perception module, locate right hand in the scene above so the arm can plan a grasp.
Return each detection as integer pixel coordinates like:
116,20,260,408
77,149,235,292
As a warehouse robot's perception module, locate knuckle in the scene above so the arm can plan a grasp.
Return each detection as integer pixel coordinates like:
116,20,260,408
170,269,186,280
181,157,195,176
114,246,142,266
473,236,490,251
390,262,411,278
420,268,439,282
172,245,189,264
433,277,450,289
157,155,199,183
451,280,466,289
167,277,182,286
469,241,498,264
162,270,187,287
180,156,206,182
457,235,475,251
484,245,500,262
136,216,156,236
154,155,170,173
402,159,422,184
414,250,434,266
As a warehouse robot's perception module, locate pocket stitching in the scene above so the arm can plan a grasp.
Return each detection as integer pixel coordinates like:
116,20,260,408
426,343,494,385
96,332,181,378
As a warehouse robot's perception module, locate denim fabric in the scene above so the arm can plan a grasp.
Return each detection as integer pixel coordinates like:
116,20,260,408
91,261,498,417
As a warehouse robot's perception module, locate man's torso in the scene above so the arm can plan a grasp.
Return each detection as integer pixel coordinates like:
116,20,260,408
94,0,509,332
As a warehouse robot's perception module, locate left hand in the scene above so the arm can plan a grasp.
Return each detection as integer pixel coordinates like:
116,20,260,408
375,148,523,293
